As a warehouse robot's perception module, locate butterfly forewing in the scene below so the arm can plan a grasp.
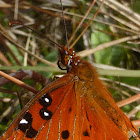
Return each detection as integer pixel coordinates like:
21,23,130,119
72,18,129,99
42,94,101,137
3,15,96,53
0,74,74,140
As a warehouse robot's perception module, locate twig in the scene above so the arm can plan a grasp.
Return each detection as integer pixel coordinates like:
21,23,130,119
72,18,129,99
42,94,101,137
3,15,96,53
78,35,140,57
117,94,140,107
0,71,38,93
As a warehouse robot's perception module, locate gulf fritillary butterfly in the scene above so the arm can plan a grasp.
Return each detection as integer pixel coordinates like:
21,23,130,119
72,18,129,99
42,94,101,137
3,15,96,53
0,0,140,140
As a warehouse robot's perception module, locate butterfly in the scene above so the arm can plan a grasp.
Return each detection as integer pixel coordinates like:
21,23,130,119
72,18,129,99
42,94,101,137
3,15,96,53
1,45,140,140
0,1,140,140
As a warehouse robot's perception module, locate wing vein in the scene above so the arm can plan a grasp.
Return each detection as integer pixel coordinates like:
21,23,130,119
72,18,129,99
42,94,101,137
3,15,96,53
58,111,61,140
73,115,76,140
46,119,52,140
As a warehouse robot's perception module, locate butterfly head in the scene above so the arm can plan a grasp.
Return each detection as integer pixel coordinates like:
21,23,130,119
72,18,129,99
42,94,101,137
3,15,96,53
58,46,80,71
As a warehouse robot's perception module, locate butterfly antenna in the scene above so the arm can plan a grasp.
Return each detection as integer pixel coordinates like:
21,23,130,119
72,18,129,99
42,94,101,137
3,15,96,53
60,0,69,49
9,21,62,48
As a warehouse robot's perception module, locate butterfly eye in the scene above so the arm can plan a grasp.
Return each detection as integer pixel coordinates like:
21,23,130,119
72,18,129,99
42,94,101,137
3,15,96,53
64,55,70,65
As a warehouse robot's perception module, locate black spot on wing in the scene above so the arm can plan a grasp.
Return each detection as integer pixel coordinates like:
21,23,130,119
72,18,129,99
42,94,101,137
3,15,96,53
39,94,52,107
86,110,89,121
39,107,52,120
83,130,90,137
18,112,38,138
89,125,92,130
26,127,38,138
68,107,72,112
61,130,69,139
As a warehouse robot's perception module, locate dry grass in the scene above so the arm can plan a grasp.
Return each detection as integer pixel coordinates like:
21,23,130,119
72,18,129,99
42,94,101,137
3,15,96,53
0,0,140,135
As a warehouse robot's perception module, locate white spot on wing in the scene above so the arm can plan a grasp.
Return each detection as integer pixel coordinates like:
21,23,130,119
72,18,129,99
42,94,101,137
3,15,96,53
44,112,49,117
45,98,49,103
19,119,28,124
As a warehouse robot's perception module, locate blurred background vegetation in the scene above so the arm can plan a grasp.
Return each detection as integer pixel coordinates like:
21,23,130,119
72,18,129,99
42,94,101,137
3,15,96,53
0,0,140,136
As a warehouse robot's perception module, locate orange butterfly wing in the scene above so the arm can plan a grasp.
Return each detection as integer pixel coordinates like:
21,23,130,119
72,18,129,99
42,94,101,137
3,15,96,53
1,60,139,140
1,74,75,140
73,60,139,140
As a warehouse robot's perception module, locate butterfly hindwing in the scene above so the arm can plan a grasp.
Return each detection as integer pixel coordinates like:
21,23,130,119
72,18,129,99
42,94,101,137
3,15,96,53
73,60,138,140
84,98,129,140
93,78,137,137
